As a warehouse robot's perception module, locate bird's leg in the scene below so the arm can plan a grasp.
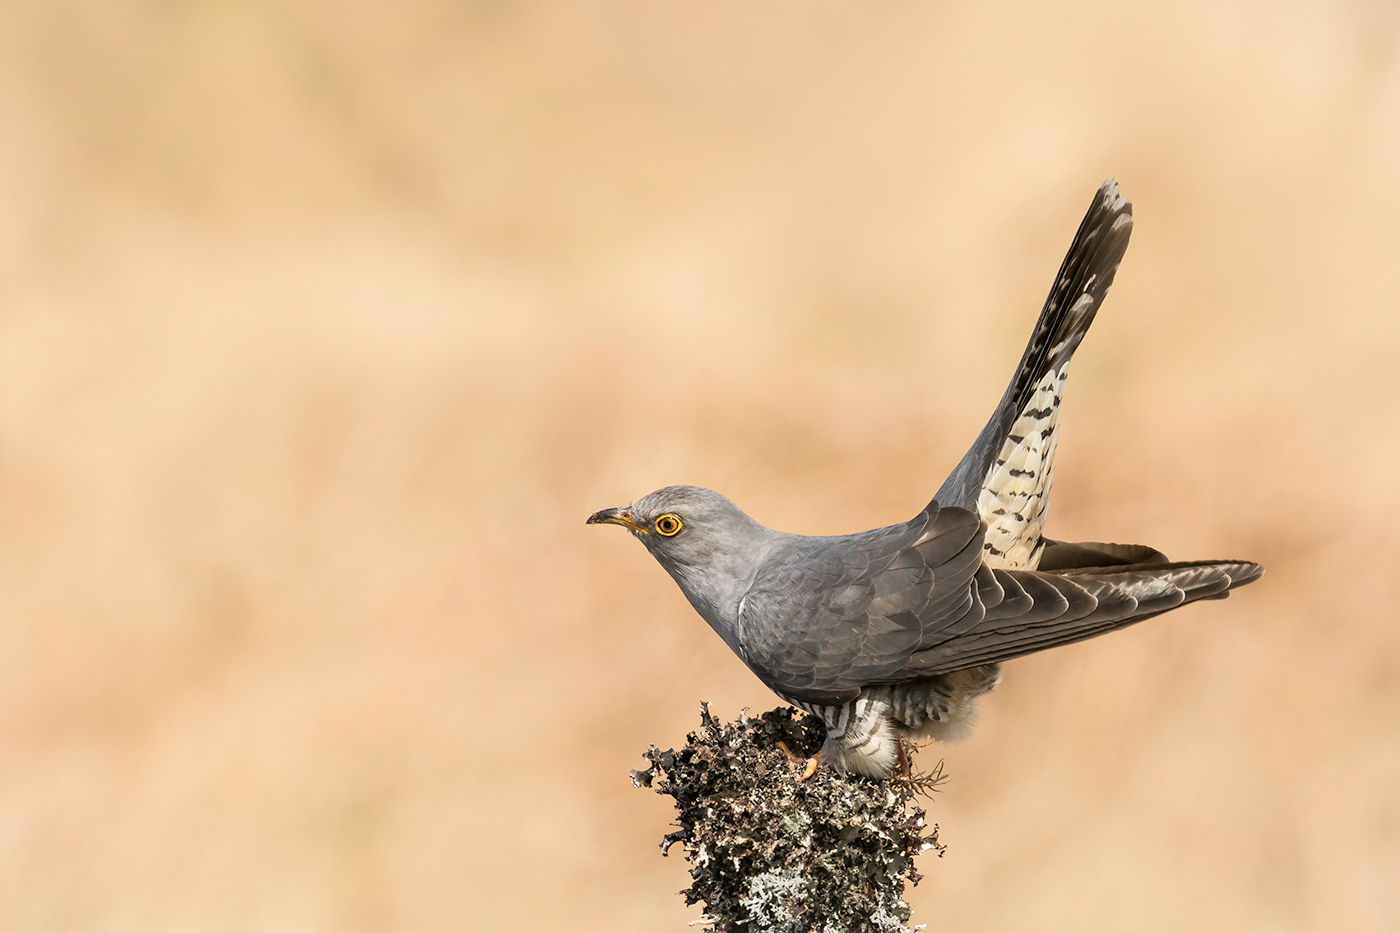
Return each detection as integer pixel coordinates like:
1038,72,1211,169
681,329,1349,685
776,741,822,781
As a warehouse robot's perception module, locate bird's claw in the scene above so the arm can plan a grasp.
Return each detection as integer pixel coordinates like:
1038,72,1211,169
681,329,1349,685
777,741,821,781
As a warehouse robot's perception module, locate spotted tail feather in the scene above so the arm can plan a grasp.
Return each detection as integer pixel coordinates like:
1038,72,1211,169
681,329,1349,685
935,180,1134,570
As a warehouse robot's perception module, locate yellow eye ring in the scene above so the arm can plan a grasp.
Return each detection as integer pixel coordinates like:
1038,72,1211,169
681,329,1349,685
654,514,683,537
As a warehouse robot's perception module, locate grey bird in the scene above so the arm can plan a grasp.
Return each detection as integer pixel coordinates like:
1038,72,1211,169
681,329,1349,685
589,180,1262,779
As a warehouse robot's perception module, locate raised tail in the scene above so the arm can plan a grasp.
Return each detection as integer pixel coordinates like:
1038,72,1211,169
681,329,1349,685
934,180,1134,570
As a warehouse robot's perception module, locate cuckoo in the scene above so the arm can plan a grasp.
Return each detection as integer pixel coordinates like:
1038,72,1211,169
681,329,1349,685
589,180,1262,779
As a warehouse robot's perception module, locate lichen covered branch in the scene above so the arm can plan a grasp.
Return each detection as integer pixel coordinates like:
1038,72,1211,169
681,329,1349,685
632,704,945,933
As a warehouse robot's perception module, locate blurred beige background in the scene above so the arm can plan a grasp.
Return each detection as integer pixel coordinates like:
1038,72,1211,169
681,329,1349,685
0,2,1397,931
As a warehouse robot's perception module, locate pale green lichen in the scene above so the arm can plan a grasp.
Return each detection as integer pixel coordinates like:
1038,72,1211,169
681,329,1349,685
632,704,945,933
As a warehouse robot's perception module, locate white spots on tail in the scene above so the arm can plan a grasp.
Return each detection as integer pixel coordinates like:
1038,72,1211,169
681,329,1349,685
977,366,1068,570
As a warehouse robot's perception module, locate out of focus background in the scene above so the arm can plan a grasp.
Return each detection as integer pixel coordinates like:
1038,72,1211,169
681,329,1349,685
1,2,1397,931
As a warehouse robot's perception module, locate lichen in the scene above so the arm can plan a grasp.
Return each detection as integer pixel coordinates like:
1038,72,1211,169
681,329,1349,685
632,704,944,932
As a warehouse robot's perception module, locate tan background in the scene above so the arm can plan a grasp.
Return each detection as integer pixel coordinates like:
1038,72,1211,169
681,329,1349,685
1,2,1397,931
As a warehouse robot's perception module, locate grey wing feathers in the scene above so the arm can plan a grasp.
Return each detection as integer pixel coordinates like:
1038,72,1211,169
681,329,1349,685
906,559,1261,676
736,514,937,705
740,501,1263,705
935,179,1134,512
738,504,977,704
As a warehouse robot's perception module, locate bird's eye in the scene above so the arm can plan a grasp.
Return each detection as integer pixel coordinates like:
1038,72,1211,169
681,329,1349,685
654,514,683,537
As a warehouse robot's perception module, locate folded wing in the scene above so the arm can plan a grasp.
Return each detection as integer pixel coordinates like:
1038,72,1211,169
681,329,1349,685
739,501,1261,706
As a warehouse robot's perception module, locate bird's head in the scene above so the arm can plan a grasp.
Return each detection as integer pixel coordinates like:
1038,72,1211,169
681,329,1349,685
587,485,759,565
587,485,776,633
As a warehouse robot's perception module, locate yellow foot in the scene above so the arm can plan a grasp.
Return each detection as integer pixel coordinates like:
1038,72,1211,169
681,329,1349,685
776,742,822,781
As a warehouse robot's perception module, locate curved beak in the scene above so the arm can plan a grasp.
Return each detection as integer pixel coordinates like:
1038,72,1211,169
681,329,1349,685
586,507,648,534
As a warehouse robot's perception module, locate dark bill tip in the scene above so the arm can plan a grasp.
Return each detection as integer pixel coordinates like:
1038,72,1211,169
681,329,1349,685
587,507,643,532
